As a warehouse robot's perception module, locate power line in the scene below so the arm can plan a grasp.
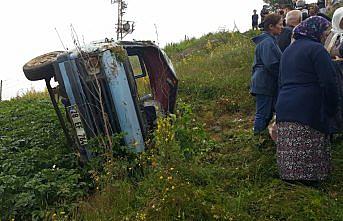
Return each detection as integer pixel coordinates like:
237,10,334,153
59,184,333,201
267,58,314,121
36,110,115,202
55,27,68,51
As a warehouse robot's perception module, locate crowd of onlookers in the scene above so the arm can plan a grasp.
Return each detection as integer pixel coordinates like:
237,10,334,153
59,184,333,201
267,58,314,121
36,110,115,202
250,0,343,185
252,0,343,30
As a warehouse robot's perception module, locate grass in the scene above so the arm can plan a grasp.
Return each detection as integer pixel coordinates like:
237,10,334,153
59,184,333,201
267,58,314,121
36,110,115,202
0,30,342,220
76,31,342,220
0,96,90,220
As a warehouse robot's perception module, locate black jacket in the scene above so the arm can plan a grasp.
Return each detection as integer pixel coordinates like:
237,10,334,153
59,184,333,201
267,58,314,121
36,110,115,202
277,26,294,52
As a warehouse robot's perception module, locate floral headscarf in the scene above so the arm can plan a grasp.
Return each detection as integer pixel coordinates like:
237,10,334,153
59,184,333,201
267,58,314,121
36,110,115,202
293,16,331,42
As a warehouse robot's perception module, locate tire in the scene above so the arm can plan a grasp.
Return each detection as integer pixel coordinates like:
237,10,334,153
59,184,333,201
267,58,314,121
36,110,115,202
23,51,64,81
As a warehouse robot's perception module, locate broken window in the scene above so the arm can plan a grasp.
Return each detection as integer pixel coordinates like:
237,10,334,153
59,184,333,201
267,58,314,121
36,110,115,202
128,54,152,99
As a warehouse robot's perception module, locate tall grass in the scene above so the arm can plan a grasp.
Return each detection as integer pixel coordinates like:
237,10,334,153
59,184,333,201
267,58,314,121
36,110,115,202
15,87,49,100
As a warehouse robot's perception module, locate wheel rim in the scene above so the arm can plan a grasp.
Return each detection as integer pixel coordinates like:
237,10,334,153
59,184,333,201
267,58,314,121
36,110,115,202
25,51,63,68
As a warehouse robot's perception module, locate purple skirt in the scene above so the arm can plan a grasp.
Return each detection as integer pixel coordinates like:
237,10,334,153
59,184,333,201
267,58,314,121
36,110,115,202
277,122,331,181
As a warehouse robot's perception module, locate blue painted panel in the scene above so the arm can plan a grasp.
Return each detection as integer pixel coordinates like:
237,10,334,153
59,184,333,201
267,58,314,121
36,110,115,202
58,62,76,105
102,50,145,153
58,60,91,160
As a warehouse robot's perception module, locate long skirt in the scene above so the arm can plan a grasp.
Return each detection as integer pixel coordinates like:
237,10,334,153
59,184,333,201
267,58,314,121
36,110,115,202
330,60,343,133
277,122,331,181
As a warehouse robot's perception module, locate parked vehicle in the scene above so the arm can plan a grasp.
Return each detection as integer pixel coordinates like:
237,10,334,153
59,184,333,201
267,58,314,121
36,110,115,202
23,39,178,162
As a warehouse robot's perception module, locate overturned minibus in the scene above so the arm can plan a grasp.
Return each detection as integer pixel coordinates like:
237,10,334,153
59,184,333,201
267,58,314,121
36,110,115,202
23,40,178,162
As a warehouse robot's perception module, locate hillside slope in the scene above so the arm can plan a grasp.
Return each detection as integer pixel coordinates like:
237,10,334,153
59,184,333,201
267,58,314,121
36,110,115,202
0,31,342,220
78,31,343,220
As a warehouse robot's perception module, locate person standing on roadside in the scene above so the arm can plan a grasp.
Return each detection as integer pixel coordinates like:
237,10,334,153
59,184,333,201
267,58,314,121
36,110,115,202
324,7,343,133
276,16,338,183
252,9,259,30
277,10,302,52
251,14,283,134
261,5,270,23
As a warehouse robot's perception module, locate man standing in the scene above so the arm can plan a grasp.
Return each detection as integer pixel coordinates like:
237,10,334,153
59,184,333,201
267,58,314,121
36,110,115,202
252,10,259,30
277,10,302,52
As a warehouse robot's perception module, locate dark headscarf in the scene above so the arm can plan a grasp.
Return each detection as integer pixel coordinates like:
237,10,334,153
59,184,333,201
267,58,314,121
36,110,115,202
293,16,331,42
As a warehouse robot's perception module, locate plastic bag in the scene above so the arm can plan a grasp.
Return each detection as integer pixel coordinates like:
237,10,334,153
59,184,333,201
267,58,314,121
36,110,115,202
268,122,277,142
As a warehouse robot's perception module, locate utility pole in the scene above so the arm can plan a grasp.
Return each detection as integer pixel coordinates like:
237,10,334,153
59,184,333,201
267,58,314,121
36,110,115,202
0,80,3,102
111,0,135,40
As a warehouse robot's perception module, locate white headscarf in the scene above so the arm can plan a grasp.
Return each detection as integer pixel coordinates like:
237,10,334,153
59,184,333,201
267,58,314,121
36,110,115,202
327,7,343,51
332,7,343,33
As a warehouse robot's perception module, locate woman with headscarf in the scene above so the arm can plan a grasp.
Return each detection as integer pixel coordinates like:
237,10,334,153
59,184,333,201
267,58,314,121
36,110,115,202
325,7,343,133
276,16,338,183
325,7,343,57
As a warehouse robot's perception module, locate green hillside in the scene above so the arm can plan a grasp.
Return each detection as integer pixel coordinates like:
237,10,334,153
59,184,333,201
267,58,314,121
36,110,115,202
0,31,342,220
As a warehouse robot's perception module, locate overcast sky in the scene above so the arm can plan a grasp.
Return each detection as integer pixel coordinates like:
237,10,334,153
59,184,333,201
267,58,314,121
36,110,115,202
0,0,268,100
